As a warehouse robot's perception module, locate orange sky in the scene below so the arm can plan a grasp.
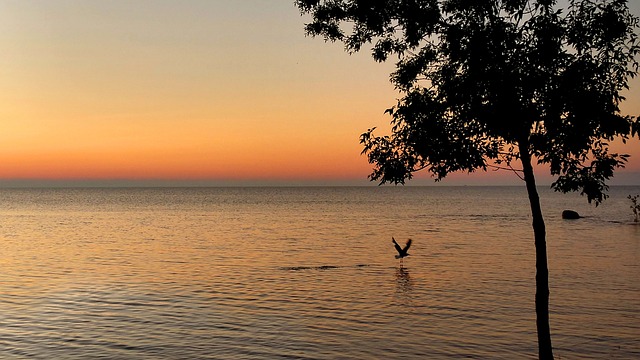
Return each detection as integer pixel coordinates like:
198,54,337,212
1,1,639,186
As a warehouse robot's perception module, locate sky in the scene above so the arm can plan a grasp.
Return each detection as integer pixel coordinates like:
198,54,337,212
1,0,639,186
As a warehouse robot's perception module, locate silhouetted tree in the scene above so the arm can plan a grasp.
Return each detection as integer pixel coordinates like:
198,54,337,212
296,0,639,358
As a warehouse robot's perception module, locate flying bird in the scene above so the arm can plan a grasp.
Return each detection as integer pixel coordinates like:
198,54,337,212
392,237,412,266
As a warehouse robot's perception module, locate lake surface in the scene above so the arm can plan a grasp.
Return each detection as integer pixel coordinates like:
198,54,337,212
0,186,638,359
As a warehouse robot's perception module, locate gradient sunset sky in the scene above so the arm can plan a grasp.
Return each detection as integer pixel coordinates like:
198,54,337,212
1,1,639,186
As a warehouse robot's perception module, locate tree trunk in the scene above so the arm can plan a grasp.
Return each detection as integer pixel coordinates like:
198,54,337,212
519,140,554,360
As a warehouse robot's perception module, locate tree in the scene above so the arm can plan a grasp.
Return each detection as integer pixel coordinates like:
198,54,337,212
295,0,640,359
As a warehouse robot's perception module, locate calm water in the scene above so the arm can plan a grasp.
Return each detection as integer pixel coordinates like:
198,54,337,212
0,186,638,359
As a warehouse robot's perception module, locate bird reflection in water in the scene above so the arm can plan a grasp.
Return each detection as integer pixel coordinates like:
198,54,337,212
395,266,413,295
394,267,415,308
392,237,414,304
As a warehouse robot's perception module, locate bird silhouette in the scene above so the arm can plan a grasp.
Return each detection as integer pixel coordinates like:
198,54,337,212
392,237,412,266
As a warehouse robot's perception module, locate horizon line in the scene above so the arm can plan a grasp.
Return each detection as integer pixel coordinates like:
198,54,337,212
0,178,638,188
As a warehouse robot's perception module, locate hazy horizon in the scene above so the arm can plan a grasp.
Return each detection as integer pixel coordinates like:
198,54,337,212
1,172,638,188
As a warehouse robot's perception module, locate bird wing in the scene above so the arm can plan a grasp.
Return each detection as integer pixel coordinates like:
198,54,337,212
403,238,413,253
392,237,403,254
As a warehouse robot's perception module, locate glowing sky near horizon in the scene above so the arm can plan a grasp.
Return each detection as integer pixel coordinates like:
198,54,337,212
1,1,639,185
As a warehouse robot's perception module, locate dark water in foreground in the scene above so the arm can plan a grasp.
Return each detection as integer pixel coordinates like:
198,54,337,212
0,186,638,359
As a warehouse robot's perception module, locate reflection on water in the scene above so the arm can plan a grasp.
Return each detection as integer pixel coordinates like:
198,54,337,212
0,187,638,359
395,267,413,295
394,267,414,311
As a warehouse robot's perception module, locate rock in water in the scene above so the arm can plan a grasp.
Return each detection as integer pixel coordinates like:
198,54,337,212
562,210,581,219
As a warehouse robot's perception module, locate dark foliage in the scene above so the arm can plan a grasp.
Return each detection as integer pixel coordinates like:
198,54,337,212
297,0,639,204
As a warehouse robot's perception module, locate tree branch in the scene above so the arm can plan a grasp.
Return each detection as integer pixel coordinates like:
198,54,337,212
487,164,525,181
